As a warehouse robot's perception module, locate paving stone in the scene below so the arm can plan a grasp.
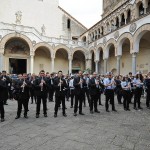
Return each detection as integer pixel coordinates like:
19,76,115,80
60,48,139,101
0,96,150,150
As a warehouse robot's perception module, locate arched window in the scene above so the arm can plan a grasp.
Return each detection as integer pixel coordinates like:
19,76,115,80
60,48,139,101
101,26,104,35
121,13,125,26
147,0,150,13
139,2,144,16
126,9,131,23
116,17,119,28
67,19,71,29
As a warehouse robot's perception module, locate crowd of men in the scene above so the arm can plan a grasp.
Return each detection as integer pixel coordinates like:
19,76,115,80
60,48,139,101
0,69,150,122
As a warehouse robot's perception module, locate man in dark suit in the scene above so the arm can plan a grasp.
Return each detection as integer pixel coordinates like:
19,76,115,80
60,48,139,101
1,70,12,105
73,71,87,116
34,70,48,118
89,72,102,114
53,71,67,117
47,73,55,102
14,73,30,119
0,76,8,122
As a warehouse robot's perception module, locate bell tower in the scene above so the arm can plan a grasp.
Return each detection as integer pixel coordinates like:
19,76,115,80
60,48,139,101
102,0,126,18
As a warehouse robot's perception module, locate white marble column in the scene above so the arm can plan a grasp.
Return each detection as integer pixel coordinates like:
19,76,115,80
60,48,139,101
0,52,4,72
51,57,55,72
117,55,121,75
95,61,99,73
132,53,137,75
104,58,108,74
30,55,34,74
69,58,72,75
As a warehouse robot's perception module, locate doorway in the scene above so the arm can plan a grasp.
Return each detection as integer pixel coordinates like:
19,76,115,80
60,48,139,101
9,58,27,74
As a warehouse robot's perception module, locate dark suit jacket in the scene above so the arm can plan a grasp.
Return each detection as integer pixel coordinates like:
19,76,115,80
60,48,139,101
34,77,48,97
14,79,30,99
54,77,67,97
0,79,8,101
73,76,86,95
47,78,54,90
89,77,102,96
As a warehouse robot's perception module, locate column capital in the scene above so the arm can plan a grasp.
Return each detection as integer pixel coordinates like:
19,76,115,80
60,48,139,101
68,55,73,60
132,52,137,57
116,55,121,59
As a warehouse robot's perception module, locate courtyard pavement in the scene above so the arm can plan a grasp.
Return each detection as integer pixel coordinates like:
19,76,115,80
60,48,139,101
0,95,150,150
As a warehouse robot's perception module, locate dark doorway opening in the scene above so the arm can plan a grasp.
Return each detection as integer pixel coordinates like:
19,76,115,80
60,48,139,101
9,58,27,74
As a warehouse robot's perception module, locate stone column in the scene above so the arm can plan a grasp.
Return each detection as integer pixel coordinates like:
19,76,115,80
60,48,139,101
51,57,55,72
132,53,137,75
144,7,147,14
117,55,121,75
30,55,34,74
69,58,72,75
95,61,99,73
0,52,4,72
104,58,108,74
86,59,92,72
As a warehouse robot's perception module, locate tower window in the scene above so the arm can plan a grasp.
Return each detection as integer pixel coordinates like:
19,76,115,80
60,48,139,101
67,19,71,29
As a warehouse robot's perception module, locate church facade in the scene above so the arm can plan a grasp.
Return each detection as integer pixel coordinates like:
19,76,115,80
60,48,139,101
0,0,150,75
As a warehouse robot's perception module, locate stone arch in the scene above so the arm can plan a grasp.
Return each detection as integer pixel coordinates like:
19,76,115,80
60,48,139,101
117,32,133,55
89,46,96,60
104,38,117,58
96,43,104,60
0,33,33,54
34,42,53,57
133,24,150,53
54,44,70,58
72,47,86,58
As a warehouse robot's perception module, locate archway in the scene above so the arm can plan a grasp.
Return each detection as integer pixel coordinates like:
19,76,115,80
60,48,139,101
136,31,150,74
34,46,51,74
120,38,132,75
55,49,69,74
107,44,117,74
72,51,85,73
4,38,30,74
99,49,104,74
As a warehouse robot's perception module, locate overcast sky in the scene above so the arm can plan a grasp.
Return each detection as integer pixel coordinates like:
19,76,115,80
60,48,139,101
59,0,103,29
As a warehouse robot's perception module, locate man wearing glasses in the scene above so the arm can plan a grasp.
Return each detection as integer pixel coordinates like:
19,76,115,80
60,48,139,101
34,70,48,118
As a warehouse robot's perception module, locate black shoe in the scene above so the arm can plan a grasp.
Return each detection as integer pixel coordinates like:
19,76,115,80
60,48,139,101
70,106,73,108
147,107,150,109
15,116,20,119
4,103,8,105
134,107,138,110
1,118,5,122
127,109,130,111
95,110,100,113
54,113,57,118
74,113,77,116
106,110,110,112
44,114,48,117
79,112,85,115
36,114,39,118
24,115,28,119
138,107,143,110
124,108,127,111
90,111,93,114
112,109,117,112
63,113,67,117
